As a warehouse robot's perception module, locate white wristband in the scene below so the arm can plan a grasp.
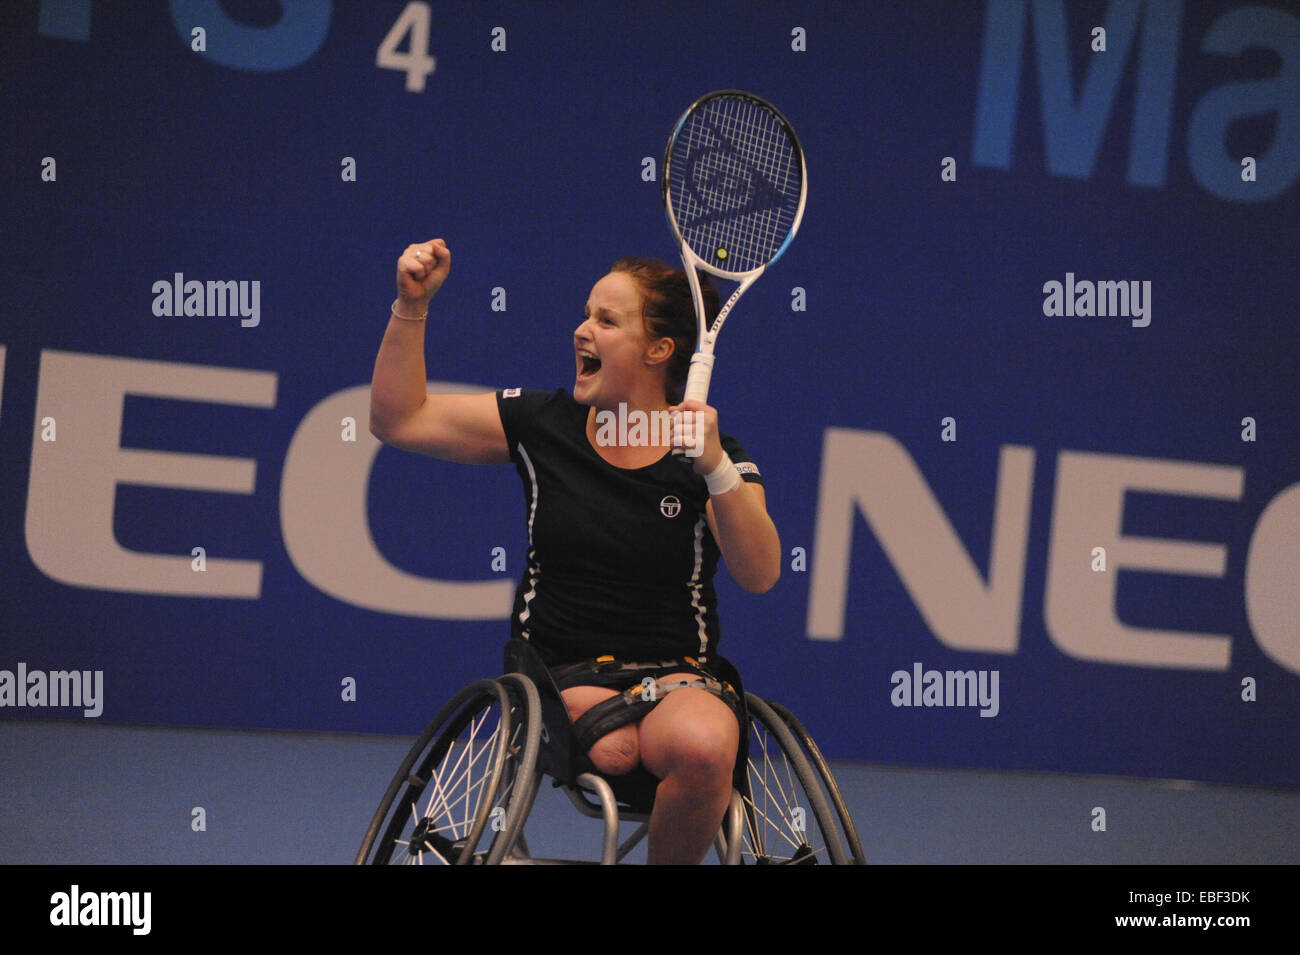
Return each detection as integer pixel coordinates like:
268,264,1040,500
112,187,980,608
704,452,743,496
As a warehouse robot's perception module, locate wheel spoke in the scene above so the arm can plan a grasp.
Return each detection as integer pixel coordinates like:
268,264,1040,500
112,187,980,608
418,715,502,836
354,674,559,866
741,714,829,863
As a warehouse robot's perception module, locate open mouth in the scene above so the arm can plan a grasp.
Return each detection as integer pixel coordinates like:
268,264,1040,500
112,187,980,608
577,352,602,379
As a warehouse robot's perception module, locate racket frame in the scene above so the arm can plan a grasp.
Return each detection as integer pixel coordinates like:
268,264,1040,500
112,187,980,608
662,89,807,405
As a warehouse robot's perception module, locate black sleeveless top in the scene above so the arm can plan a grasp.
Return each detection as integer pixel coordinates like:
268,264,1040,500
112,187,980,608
496,387,763,665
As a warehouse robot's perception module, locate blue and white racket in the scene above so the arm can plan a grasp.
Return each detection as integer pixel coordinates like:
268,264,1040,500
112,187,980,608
663,90,807,406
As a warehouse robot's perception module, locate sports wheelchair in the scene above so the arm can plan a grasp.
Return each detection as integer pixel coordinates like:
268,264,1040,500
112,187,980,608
356,639,864,865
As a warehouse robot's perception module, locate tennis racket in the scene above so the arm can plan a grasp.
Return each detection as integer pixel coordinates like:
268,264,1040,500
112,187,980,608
662,90,807,411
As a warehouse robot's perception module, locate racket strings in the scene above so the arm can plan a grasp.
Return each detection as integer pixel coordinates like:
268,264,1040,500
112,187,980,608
668,95,802,274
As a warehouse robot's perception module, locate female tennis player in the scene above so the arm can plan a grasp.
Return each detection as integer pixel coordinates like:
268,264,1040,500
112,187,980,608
369,238,780,864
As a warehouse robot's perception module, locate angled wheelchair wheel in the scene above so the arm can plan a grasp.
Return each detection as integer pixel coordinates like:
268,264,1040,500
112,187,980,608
764,699,866,864
356,676,540,865
739,693,852,865
490,673,543,862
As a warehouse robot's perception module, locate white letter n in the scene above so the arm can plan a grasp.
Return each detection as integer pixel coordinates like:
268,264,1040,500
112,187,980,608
807,428,1033,652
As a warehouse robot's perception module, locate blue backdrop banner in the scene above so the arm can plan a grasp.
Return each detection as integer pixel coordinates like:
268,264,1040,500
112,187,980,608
2,0,1297,789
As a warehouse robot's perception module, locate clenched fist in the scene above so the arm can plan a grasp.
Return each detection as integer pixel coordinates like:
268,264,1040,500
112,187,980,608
396,238,451,312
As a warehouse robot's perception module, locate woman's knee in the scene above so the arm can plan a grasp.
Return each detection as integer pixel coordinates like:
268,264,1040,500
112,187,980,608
640,685,740,783
667,724,738,783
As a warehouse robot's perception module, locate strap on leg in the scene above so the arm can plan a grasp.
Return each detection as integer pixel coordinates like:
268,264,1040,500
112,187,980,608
570,674,737,755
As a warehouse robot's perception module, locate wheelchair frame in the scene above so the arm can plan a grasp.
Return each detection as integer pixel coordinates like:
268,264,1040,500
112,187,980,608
355,640,865,865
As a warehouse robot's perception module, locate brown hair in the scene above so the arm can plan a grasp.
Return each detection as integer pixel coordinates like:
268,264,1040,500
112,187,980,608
609,257,719,403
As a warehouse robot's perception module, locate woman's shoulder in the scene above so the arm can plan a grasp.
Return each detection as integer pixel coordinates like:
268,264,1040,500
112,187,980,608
498,385,570,402
498,386,582,415
497,387,588,443
719,432,764,484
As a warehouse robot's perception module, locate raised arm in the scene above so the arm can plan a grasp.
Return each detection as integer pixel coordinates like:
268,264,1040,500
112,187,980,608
369,239,511,465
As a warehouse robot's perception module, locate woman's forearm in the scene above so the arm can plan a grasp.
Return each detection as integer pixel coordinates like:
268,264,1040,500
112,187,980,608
709,483,781,593
370,312,430,436
371,240,451,438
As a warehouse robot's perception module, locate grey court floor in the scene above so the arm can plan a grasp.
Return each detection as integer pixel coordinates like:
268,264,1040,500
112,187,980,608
1,720,1296,865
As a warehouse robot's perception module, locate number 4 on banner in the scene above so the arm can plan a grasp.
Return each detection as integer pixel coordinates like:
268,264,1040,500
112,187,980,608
377,2,436,92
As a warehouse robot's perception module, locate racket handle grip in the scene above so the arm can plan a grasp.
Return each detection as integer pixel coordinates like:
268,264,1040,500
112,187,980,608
683,353,714,405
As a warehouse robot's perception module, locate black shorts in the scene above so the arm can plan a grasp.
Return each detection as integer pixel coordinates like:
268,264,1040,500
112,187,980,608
548,654,744,727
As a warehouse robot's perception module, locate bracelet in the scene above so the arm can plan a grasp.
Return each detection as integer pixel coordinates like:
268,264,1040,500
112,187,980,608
704,452,742,496
391,298,428,321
